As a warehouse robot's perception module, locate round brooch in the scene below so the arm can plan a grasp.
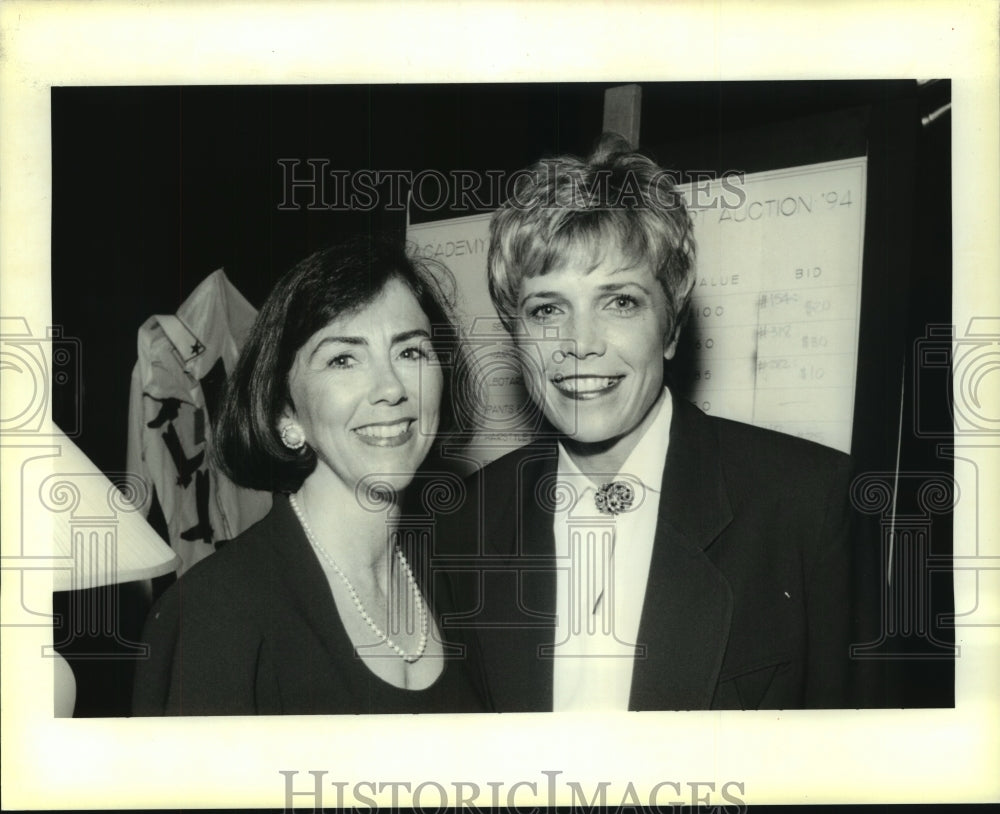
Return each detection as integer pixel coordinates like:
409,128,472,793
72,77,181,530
594,481,635,515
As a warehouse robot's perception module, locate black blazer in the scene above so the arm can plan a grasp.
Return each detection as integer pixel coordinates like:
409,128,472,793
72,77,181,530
133,494,488,715
433,395,871,711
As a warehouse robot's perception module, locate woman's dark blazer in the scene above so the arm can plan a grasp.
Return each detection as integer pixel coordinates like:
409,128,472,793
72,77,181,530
432,393,877,711
132,494,488,715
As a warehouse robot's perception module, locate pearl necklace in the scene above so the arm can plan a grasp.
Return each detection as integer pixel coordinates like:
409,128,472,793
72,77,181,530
289,493,428,663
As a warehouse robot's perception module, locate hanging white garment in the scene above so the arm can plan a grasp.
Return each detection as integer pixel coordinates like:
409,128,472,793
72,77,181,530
126,269,272,575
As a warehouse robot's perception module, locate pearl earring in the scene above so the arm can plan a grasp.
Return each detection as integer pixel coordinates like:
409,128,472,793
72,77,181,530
279,422,306,450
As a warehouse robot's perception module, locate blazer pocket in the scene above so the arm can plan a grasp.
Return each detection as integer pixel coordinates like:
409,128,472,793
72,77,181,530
719,657,795,710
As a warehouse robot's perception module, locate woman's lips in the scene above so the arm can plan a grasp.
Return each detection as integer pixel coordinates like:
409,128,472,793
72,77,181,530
352,419,415,447
550,374,623,400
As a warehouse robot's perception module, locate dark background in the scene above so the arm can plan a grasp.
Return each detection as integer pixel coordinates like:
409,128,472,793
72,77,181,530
51,80,954,715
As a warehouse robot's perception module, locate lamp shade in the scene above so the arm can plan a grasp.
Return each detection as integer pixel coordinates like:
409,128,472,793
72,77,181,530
44,429,179,591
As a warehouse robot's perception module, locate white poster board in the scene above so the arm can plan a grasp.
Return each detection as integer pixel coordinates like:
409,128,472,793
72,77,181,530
408,157,867,464
408,214,537,466
681,157,867,452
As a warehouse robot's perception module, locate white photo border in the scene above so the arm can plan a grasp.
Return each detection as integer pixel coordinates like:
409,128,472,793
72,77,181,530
1,1,998,808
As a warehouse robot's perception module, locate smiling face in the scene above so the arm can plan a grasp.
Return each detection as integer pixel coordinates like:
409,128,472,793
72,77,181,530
282,276,443,495
515,240,675,467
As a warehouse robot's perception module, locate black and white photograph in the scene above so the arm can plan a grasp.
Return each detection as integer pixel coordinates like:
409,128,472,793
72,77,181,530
2,2,997,810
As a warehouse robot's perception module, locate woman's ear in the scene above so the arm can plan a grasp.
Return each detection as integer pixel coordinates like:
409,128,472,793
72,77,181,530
663,326,680,361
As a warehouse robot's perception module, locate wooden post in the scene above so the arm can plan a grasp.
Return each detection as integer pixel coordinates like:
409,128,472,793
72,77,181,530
602,84,642,148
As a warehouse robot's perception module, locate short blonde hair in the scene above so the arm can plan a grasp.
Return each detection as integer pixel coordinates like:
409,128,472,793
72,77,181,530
487,133,696,343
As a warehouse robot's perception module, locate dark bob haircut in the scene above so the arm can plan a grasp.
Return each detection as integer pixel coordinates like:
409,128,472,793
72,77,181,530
214,237,467,493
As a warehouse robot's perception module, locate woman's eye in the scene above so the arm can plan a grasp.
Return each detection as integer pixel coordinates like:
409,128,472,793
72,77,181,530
528,303,562,321
399,345,429,361
607,294,639,313
327,354,355,369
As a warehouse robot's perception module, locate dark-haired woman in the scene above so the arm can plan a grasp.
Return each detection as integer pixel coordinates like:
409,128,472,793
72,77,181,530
133,240,488,715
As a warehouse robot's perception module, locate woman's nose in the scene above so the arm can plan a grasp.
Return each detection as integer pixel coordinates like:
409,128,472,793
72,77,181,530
562,313,605,359
369,361,407,404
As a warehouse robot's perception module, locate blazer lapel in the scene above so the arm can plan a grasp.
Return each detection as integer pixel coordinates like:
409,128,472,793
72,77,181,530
629,396,735,710
267,495,358,666
481,443,559,711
